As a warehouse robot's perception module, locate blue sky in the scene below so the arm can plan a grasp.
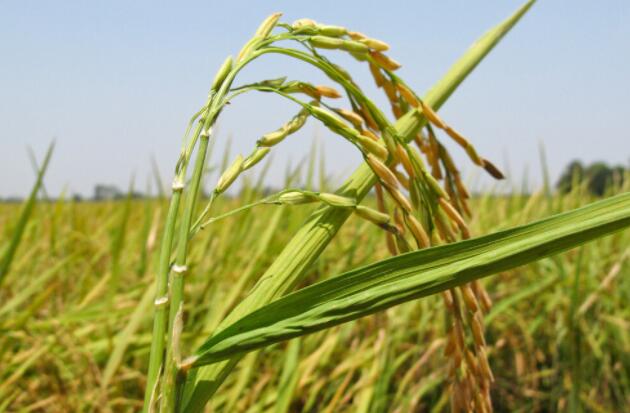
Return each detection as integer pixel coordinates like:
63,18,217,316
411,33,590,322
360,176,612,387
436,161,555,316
1,1,628,197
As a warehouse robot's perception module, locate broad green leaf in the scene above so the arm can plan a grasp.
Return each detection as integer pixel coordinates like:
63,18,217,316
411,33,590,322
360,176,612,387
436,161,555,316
190,192,630,366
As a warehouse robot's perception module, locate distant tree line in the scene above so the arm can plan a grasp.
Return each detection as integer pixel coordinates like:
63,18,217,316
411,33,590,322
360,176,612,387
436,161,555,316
0,185,146,203
556,161,627,196
2,162,628,203
92,184,145,201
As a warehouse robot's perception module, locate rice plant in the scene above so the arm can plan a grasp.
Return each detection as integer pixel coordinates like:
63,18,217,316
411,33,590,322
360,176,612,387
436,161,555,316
134,1,630,411
2,1,630,412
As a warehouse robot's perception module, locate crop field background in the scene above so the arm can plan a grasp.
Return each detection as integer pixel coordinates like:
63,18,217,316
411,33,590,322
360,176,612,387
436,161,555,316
2,170,629,411
2,1,630,412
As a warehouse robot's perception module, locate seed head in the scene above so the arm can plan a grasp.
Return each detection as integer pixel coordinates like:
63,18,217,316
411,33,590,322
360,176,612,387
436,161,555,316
368,62,386,88
237,37,259,61
419,101,446,130
473,280,493,312
335,109,364,129
393,169,409,190
315,85,342,99
356,134,388,161
361,129,379,141
443,125,467,147
393,208,405,234
370,51,402,71
349,51,368,62
309,35,344,50
424,171,449,199
258,107,310,147
317,193,356,207
442,290,455,312
382,81,398,102
439,197,470,239
481,384,493,413
354,205,391,226
409,179,421,210
318,25,347,37
464,144,484,167
242,147,270,170
435,211,457,242
448,347,462,376
460,284,479,313
395,233,412,253
216,155,244,194
309,105,348,130
471,385,487,413
340,39,369,54
453,318,466,352
287,109,309,133
359,105,379,130
294,83,321,100
380,128,398,159
360,38,390,52
388,187,413,213
258,129,288,147
211,55,233,91
391,103,404,119
347,30,367,40
292,18,317,29
405,213,430,248
427,140,443,180
463,349,478,376
395,144,414,177
482,158,505,179
477,347,495,382
278,191,316,205
255,12,283,38
396,83,419,107
366,154,399,188
385,231,398,255
471,311,486,348
406,142,427,172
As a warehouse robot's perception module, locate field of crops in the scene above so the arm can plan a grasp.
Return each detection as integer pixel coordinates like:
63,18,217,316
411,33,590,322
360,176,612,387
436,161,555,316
1,179,629,412
2,1,630,412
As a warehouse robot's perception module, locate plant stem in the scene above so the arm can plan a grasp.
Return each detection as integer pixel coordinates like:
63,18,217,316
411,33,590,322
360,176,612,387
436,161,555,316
143,35,258,412
160,130,212,411
568,247,584,413
142,190,182,411
142,118,204,411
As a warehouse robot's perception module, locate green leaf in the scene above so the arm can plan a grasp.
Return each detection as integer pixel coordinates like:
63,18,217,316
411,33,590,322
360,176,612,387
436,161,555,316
190,192,630,366
0,141,54,285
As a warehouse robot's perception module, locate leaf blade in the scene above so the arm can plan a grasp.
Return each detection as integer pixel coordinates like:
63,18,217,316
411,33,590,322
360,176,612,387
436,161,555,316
0,141,54,285
191,192,630,366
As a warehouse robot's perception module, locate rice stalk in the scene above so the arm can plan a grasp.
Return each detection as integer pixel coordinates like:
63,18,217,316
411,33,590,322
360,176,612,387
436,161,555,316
137,3,544,411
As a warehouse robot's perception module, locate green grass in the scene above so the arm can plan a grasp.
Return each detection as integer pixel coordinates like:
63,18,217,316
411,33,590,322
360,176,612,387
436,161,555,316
1,182,629,411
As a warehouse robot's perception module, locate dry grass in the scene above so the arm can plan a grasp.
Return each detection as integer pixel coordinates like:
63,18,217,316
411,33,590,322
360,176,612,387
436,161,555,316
1,180,629,411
